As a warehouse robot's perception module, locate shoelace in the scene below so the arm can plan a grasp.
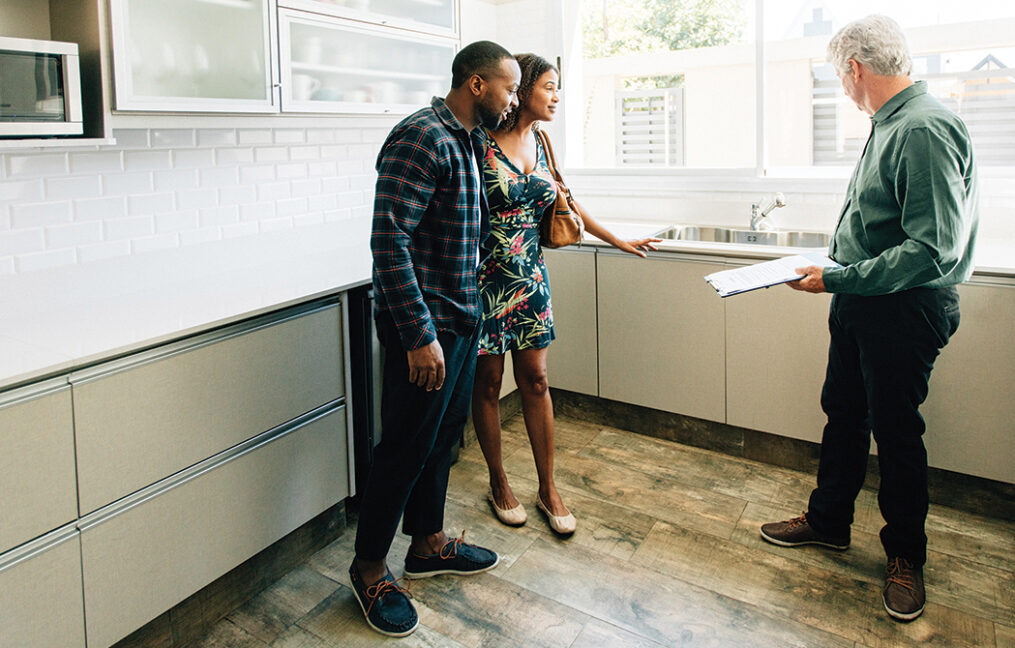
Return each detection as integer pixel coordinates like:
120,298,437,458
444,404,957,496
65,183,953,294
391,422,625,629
363,577,410,617
885,557,917,592
785,513,809,529
438,531,468,560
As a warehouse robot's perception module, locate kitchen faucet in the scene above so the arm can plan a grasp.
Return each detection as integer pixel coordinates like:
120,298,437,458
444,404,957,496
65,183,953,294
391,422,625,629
750,192,786,231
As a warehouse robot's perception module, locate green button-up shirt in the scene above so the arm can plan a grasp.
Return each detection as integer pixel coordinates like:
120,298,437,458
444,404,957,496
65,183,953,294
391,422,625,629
823,81,979,296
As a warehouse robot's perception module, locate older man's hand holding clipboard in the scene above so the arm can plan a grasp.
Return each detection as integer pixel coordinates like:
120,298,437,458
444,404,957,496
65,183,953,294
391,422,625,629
703,252,841,298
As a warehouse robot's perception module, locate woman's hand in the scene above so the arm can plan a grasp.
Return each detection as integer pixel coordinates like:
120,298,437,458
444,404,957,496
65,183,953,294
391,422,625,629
614,237,662,258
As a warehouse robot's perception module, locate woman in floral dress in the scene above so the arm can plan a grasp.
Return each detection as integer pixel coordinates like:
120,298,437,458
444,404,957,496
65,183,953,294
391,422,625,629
472,53,659,534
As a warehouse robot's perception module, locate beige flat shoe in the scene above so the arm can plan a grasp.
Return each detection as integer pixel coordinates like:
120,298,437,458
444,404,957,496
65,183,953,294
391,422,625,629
536,497,576,535
488,490,527,526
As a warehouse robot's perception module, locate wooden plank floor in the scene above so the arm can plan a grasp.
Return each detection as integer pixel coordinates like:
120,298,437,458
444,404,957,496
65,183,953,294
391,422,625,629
193,414,1015,647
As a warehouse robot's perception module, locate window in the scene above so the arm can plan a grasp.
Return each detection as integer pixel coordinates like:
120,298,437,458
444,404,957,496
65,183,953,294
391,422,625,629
573,0,1015,172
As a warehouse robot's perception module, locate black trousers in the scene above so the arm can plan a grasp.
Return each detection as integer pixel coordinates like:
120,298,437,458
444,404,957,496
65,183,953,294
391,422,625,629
354,311,479,562
807,286,960,566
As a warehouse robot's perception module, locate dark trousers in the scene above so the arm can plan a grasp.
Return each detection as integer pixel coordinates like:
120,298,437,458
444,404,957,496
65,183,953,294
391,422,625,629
807,287,960,566
354,311,479,562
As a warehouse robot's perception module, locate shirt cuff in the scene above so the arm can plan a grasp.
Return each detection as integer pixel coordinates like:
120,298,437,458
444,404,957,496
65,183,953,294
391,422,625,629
822,266,847,293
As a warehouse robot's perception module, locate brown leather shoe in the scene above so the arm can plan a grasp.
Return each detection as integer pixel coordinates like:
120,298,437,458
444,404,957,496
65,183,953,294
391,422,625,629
759,513,850,550
883,557,926,621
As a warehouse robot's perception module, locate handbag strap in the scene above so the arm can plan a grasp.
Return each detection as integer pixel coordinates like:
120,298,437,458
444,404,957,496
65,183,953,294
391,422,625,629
536,129,564,183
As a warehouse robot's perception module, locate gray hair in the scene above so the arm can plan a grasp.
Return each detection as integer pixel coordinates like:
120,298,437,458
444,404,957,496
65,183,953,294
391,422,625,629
827,15,912,77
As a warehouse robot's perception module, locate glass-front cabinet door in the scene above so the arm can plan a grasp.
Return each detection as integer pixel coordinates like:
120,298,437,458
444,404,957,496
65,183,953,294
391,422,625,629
279,10,455,114
279,0,457,38
110,0,277,112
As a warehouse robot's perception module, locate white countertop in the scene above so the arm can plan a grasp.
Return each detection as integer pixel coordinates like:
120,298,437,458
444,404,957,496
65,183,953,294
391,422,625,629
2,216,1010,393
0,220,374,391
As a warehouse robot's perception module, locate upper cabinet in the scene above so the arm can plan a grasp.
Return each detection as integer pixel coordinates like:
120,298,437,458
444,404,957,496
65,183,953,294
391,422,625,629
109,0,278,112
279,9,454,113
108,0,459,114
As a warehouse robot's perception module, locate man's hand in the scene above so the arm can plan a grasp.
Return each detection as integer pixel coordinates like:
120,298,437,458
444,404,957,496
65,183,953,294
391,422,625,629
787,265,826,293
407,340,445,391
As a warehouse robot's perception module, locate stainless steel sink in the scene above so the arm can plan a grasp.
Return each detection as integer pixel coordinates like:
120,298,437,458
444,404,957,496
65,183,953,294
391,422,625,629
653,225,831,248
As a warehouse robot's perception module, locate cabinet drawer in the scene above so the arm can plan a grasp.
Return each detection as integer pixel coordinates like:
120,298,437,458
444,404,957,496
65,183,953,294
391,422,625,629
0,381,77,553
0,526,85,648
72,303,344,513
80,405,348,648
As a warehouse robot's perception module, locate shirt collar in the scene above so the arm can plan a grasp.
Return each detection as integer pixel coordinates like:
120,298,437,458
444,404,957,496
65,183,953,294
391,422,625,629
871,80,927,124
431,96,470,134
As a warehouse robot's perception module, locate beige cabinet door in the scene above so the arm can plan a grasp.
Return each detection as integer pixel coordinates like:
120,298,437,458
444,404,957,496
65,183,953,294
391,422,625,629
922,280,1015,483
80,406,348,648
725,275,832,442
0,527,85,648
597,252,727,422
72,303,345,513
0,381,77,553
543,248,599,396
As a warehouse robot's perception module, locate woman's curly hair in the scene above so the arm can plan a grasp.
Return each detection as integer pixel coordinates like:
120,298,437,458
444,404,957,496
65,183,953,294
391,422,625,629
496,53,558,133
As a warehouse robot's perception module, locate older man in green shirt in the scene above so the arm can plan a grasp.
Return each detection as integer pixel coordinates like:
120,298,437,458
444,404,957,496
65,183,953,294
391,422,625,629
759,15,978,622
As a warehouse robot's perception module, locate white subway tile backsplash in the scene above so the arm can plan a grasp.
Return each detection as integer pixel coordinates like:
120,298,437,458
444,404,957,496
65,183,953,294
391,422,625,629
337,159,363,175
0,179,44,203
257,182,291,202
173,149,216,168
216,148,255,165
218,185,257,206
152,129,196,149
238,129,273,145
75,196,128,222
106,215,155,241
6,154,69,177
110,129,150,148
0,228,45,255
176,187,218,210
70,151,124,175
154,169,200,192
46,176,102,201
240,202,276,222
292,179,322,198
198,129,238,147
12,202,72,229
307,161,338,177
320,144,350,160
273,129,306,145
0,205,9,230
336,191,365,209
78,240,131,264
221,221,260,239
308,193,338,212
156,210,199,232
321,176,350,193
128,193,175,216
240,165,276,183
199,166,240,187
124,150,173,171
276,163,308,179
290,146,321,161
348,144,378,158
132,233,180,253
325,208,354,222
104,172,155,196
46,221,103,248
199,206,240,228
0,257,14,275
255,146,289,163
276,197,309,218
331,130,363,144
349,175,375,191
306,129,337,144
15,248,76,273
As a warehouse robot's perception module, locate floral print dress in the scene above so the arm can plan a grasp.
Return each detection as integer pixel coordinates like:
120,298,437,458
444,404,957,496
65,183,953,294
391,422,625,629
476,130,558,355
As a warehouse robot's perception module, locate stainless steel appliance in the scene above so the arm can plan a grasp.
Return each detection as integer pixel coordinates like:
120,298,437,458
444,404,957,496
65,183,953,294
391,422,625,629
0,36,83,137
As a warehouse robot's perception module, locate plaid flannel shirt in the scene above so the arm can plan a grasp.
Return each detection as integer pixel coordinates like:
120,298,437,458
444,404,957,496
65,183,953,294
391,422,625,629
371,97,490,350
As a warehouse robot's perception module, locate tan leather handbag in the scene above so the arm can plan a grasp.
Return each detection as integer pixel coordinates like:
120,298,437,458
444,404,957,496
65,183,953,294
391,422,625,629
536,129,584,249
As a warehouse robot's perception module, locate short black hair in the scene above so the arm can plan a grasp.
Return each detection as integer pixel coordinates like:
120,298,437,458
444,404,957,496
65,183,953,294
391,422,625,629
451,40,514,88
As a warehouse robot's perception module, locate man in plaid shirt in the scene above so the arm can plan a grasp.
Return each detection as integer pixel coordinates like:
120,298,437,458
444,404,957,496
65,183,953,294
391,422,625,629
350,41,521,637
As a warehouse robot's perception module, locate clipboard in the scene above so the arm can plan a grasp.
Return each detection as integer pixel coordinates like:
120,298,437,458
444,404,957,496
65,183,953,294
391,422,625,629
704,252,841,297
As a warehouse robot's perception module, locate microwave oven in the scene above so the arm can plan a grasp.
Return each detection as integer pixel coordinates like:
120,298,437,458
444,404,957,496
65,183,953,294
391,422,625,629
0,36,83,137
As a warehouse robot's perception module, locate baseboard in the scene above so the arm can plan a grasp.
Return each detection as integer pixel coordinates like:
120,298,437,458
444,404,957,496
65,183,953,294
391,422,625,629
550,388,1015,523
112,501,347,648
